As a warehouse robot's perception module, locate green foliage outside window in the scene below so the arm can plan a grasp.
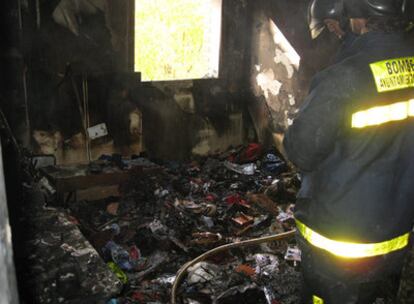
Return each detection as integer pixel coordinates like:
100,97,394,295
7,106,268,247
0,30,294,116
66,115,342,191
134,0,221,81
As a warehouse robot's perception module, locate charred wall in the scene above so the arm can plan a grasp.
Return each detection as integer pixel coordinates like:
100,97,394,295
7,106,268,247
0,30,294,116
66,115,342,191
248,0,341,144
123,0,255,160
1,0,254,163
0,0,31,147
1,0,343,162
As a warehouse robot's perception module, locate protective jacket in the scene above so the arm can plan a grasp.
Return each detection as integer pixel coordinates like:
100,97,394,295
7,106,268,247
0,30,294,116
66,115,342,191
284,31,414,257
333,31,358,63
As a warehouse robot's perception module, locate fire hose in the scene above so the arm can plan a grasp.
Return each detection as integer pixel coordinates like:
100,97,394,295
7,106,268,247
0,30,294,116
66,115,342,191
171,229,296,304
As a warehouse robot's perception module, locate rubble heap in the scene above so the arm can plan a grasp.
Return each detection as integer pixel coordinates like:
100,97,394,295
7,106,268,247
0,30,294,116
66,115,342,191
69,144,302,304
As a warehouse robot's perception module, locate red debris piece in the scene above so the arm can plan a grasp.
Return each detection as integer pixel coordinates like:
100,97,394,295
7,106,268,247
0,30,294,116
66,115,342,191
129,245,141,261
232,213,254,226
239,143,263,163
225,194,250,208
235,264,256,277
67,215,80,225
131,291,145,301
228,143,263,164
206,194,217,202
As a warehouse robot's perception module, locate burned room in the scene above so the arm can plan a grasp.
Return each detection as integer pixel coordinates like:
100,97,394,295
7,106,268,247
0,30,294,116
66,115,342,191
1,0,414,303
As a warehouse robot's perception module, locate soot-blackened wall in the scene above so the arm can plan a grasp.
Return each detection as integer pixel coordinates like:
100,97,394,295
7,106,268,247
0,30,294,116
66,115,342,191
1,0,255,163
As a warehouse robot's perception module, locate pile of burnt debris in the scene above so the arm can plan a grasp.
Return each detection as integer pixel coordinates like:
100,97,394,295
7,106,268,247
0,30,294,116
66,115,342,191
18,144,304,304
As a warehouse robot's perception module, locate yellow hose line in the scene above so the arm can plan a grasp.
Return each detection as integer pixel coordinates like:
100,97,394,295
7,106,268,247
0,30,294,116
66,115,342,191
171,229,296,304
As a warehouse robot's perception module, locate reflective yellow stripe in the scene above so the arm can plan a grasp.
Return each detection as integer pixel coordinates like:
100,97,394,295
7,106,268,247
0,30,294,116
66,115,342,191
370,57,414,92
409,99,414,116
352,99,414,129
313,295,324,304
296,219,410,259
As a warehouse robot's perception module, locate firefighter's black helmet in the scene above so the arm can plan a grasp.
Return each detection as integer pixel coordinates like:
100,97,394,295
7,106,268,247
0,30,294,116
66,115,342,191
344,0,406,18
308,0,345,39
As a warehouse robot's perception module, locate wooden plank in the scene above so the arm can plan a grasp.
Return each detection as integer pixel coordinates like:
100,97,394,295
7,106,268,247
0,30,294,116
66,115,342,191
41,164,163,195
54,171,130,193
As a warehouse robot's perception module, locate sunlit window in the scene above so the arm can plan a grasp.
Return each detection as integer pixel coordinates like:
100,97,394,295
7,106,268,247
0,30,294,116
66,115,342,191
134,0,222,82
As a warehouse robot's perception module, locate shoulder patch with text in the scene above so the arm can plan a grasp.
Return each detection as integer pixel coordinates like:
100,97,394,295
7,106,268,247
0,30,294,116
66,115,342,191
370,57,414,93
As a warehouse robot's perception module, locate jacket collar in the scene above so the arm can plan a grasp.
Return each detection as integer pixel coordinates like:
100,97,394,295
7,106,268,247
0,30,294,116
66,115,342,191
344,31,405,57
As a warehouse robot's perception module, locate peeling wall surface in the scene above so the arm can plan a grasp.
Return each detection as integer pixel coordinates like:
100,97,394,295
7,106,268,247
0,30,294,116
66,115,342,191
248,0,341,142
1,0,253,163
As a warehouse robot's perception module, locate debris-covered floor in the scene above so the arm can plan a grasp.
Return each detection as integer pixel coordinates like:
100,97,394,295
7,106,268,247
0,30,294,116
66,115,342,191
17,144,304,304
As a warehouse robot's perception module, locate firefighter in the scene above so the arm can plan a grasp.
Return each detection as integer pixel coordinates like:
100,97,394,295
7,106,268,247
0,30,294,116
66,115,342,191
283,0,413,303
